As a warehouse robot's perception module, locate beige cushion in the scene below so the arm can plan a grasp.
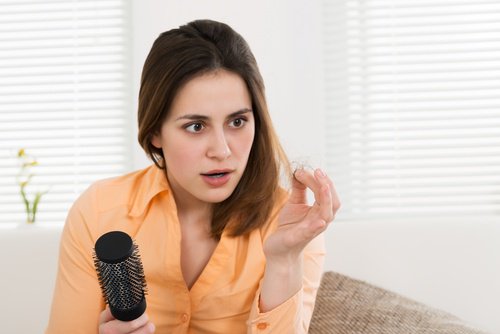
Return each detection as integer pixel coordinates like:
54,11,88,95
309,271,487,334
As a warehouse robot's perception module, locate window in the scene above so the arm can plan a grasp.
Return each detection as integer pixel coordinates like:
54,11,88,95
324,0,500,221
0,0,132,225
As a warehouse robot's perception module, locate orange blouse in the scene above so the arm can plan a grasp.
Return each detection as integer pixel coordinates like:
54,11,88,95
46,165,325,333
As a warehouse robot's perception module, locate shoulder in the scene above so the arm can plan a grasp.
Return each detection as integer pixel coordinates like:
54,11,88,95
75,166,156,213
64,165,166,240
68,164,169,228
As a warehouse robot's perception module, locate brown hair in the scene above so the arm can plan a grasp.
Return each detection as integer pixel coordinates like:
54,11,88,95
137,19,290,239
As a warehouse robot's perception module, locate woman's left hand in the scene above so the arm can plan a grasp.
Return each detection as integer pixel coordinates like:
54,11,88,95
259,168,340,312
264,168,340,261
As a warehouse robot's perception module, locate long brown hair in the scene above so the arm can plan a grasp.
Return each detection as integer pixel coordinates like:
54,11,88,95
137,19,290,239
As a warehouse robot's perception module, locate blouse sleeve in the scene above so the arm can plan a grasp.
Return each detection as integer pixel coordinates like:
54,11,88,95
246,233,326,333
45,186,104,334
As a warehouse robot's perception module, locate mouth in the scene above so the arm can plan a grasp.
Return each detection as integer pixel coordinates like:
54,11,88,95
201,169,233,177
200,169,234,187
201,172,228,178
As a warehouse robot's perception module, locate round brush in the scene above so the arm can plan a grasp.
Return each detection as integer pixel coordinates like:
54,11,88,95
93,231,148,321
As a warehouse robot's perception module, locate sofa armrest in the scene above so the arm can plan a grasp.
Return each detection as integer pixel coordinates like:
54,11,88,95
309,271,488,334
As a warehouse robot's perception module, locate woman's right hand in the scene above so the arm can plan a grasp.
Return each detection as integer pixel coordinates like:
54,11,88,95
99,307,155,334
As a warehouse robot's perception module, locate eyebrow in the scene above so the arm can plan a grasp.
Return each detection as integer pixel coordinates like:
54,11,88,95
175,108,253,121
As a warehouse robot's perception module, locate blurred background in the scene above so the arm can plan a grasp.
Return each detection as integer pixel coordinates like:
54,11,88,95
0,0,499,332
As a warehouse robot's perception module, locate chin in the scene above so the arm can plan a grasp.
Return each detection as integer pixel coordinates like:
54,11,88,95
202,188,235,204
205,194,232,204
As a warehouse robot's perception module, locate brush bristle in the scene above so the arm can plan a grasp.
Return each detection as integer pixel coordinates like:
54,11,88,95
93,232,148,322
93,243,147,309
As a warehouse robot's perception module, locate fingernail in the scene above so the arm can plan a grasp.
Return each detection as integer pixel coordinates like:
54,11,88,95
293,169,303,178
317,169,326,177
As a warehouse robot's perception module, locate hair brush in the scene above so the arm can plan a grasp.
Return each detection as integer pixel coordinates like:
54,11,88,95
93,231,148,321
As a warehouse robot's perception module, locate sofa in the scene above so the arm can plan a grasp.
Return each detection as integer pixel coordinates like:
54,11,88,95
309,271,487,334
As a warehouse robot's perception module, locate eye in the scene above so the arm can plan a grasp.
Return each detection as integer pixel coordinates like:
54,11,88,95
229,117,247,128
184,122,205,133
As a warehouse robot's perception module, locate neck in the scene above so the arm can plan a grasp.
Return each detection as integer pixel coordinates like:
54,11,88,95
165,172,213,228
174,192,214,240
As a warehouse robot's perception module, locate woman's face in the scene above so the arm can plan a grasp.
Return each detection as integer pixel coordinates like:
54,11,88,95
152,70,255,209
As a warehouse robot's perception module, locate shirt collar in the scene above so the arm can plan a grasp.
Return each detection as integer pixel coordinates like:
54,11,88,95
129,165,171,217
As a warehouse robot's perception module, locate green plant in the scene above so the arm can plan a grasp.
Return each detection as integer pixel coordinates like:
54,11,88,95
17,148,48,223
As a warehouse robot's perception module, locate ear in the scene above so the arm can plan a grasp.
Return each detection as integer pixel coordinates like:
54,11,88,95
151,133,162,149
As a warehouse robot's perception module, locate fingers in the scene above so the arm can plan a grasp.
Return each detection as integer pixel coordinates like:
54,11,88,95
99,307,114,324
318,182,334,223
320,170,341,216
293,168,341,222
99,308,155,334
293,168,328,198
289,169,308,204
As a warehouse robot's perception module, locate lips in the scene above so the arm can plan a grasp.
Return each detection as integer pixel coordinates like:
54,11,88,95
201,169,233,187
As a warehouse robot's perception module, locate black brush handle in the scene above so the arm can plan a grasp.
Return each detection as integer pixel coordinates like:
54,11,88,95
94,231,147,321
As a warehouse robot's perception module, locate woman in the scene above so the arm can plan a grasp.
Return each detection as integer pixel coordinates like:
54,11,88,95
46,19,340,334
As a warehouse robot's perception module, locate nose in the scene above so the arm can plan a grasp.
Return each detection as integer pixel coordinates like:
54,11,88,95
206,128,231,160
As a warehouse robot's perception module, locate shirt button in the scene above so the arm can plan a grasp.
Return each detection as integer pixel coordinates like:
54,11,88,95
181,313,189,323
256,322,268,330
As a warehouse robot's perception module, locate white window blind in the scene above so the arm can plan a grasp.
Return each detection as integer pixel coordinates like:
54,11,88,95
324,0,500,221
0,0,132,225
